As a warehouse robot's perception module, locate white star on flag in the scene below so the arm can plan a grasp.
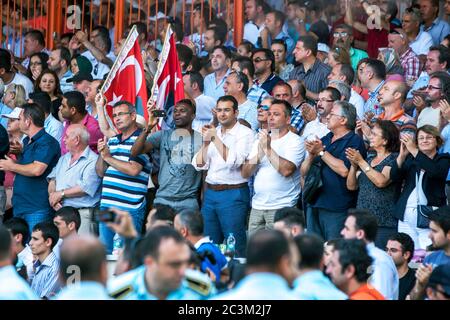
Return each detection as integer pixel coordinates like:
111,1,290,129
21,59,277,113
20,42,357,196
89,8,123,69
107,92,124,107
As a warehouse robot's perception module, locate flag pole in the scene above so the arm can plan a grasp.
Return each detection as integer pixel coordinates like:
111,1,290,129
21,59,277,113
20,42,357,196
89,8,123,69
149,24,172,104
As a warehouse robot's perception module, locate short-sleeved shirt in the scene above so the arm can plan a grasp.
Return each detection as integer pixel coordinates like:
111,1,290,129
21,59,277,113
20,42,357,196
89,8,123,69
399,268,416,300
13,129,61,215
311,131,367,212
147,129,202,202
420,19,450,46
289,59,331,95
61,114,102,155
258,73,284,95
100,129,151,212
423,250,450,268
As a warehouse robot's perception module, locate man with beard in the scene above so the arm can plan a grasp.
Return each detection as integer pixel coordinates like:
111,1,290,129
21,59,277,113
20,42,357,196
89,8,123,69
131,99,203,212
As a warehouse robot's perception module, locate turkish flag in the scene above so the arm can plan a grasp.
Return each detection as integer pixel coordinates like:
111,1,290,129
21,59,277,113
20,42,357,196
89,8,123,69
102,26,148,125
151,25,185,126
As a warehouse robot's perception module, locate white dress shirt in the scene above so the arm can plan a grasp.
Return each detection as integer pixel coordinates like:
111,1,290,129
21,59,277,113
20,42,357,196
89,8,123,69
192,121,255,185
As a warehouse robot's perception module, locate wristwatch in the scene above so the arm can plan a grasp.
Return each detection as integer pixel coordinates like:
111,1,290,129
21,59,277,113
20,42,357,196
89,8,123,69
364,166,371,173
319,150,325,157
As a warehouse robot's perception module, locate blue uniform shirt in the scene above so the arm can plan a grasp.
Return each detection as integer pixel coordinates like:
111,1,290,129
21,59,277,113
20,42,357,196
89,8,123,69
0,265,38,300
56,281,111,300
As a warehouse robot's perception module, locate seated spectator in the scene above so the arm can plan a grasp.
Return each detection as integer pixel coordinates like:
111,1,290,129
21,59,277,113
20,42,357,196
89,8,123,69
52,206,81,258
237,40,255,58
327,46,351,68
0,49,34,99
272,40,295,82
388,29,421,81
252,48,283,95
272,82,305,133
30,222,61,299
34,69,63,120
287,80,307,111
273,207,305,238
26,52,49,82
402,6,433,57
48,47,73,93
386,232,416,300
145,204,178,231
255,98,273,132
326,239,385,300
292,234,347,300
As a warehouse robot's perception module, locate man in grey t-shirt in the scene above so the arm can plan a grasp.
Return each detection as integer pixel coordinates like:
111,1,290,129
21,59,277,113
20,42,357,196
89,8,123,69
131,99,203,212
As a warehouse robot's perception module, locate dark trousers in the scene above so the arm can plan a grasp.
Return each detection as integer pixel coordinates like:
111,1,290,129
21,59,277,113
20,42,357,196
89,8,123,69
306,206,347,241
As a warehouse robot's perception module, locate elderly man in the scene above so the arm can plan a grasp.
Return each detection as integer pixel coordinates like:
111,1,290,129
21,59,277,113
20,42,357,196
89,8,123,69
388,29,421,80
47,124,102,235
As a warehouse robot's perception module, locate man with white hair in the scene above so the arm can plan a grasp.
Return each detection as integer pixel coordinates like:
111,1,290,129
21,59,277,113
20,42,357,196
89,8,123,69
47,124,102,235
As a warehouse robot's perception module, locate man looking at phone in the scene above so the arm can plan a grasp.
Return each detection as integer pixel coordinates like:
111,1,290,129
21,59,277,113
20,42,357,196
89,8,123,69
96,100,151,254
193,95,255,257
47,124,101,236
131,99,203,212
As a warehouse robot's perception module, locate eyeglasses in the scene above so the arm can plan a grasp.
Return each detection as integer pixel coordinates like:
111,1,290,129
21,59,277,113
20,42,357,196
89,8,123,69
426,85,442,90
257,105,270,111
417,135,436,141
253,57,270,63
112,111,133,118
328,113,344,118
316,98,334,103
333,32,348,38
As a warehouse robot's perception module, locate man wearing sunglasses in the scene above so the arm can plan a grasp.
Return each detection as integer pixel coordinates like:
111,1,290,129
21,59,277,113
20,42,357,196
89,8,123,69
332,24,368,72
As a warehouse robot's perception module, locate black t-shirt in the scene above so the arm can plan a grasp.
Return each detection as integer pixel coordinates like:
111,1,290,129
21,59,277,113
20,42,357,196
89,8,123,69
399,268,416,300
0,124,9,184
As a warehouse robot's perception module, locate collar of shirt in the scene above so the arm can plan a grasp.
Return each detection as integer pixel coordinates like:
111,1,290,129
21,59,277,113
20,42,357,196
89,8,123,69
194,236,213,250
369,80,385,98
36,251,57,273
422,18,440,31
214,69,231,86
117,128,142,143
216,121,240,139
300,59,321,74
324,130,355,147
17,245,32,261
61,70,73,80
274,31,289,41
24,128,46,145
67,146,91,167
134,266,186,300
378,108,405,122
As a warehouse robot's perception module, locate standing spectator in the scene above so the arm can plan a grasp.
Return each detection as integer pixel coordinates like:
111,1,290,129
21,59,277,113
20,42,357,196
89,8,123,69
232,56,270,105
0,224,37,300
29,222,61,299
193,96,255,257
409,206,450,300
174,210,228,285
301,101,366,240
203,27,226,56
347,120,400,248
223,71,259,130
391,126,450,252
214,230,297,300
331,24,368,72
0,49,34,98
261,11,294,63
292,234,347,300
59,91,102,155
0,124,8,222
388,29,421,81
326,239,385,300
273,207,305,238
360,59,386,116
18,30,49,71
183,72,216,132
419,0,450,46
29,92,64,143
252,48,283,95
47,124,101,235
341,210,399,300
242,99,305,233
203,46,231,101
272,40,295,81
52,207,80,258
289,36,331,102
402,6,433,57
84,80,102,119
96,100,151,253
386,233,416,300
256,97,273,131
272,83,305,134
130,99,202,212
243,0,267,46
417,72,450,128
26,52,49,82
0,104,60,232
34,69,63,120
3,218,34,281
48,47,73,93
56,235,110,300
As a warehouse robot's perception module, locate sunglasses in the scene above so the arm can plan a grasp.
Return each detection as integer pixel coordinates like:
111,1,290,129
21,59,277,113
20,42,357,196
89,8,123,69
253,57,270,63
257,105,270,111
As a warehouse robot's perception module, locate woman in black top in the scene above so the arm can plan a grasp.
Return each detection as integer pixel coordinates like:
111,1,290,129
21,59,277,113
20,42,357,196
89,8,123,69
346,120,400,249
34,69,63,120
391,125,450,252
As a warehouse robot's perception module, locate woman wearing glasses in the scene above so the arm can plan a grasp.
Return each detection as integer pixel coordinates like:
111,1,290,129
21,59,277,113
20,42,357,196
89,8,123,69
346,120,400,249
390,125,450,256
26,52,49,82
256,97,274,132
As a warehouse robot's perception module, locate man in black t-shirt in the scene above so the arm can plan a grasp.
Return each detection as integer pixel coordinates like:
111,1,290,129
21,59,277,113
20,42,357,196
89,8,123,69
386,233,416,300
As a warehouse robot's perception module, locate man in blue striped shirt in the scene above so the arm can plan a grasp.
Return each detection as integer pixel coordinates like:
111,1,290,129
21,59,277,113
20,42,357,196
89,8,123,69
96,100,151,253
29,222,61,299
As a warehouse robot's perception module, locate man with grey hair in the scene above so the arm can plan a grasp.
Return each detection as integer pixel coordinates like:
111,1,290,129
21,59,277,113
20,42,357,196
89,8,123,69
328,80,351,102
301,101,366,241
287,80,307,110
47,124,102,235
402,6,433,57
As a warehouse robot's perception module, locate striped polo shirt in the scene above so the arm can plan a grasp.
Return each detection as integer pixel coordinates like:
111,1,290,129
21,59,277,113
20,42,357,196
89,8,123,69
373,109,417,136
100,129,151,212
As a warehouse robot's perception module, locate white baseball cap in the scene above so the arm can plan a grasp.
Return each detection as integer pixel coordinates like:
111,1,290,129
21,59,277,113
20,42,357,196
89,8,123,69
317,43,330,54
1,107,23,119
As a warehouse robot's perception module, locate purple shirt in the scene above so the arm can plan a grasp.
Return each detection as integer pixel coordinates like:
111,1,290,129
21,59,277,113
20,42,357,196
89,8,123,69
61,114,103,155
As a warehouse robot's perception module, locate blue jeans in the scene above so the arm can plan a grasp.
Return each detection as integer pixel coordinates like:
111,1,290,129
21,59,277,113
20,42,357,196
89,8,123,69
99,204,145,254
201,186,250,257
306,206,347,241
15,209,54,234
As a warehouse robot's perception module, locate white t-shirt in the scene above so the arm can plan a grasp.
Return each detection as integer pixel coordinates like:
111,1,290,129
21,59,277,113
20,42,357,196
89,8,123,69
81,51,116,80
301,117,330,142
243,22,265,46
350,89,365,120
410,30,434,56
417,106,441,128
251,131,305,210
192,94,216,132
6,73,34,99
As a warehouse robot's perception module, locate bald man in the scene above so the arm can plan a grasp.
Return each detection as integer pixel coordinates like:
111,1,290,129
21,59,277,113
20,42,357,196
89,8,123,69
56,235,110,299
388,29,421,81
47,124,102,235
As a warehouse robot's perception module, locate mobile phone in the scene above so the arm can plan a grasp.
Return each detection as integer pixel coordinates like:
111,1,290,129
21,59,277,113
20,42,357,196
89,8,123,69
97,209,117,223
152,110,166,117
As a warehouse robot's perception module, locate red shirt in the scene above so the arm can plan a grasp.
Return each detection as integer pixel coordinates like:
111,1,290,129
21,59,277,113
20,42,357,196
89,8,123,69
61,114,103,155
367,23,397,58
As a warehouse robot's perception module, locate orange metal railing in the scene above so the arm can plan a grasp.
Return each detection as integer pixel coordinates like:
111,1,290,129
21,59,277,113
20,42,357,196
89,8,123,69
0,0,244,57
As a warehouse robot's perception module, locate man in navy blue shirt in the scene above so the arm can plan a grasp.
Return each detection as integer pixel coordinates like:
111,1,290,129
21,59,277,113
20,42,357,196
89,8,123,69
301,101,366,241
0,103,60,232
0,124,9,222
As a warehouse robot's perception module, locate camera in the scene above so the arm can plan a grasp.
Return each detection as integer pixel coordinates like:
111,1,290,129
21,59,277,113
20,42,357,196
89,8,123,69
97,209,117,223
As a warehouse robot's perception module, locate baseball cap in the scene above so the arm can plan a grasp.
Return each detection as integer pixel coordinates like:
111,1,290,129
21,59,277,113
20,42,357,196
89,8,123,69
75,55,93,75
149,12,167,21
67,72,94,83
1,107,23,119
428,264,450,296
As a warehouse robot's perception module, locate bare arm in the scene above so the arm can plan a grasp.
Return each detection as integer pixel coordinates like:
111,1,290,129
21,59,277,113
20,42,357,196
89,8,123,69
0,158,48,177
346,165,359,191
95,93,118,138
195,142,211,168
322,151,349,178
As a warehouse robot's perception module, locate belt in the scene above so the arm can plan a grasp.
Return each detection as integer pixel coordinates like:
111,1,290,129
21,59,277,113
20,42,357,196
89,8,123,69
206,182,247,191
